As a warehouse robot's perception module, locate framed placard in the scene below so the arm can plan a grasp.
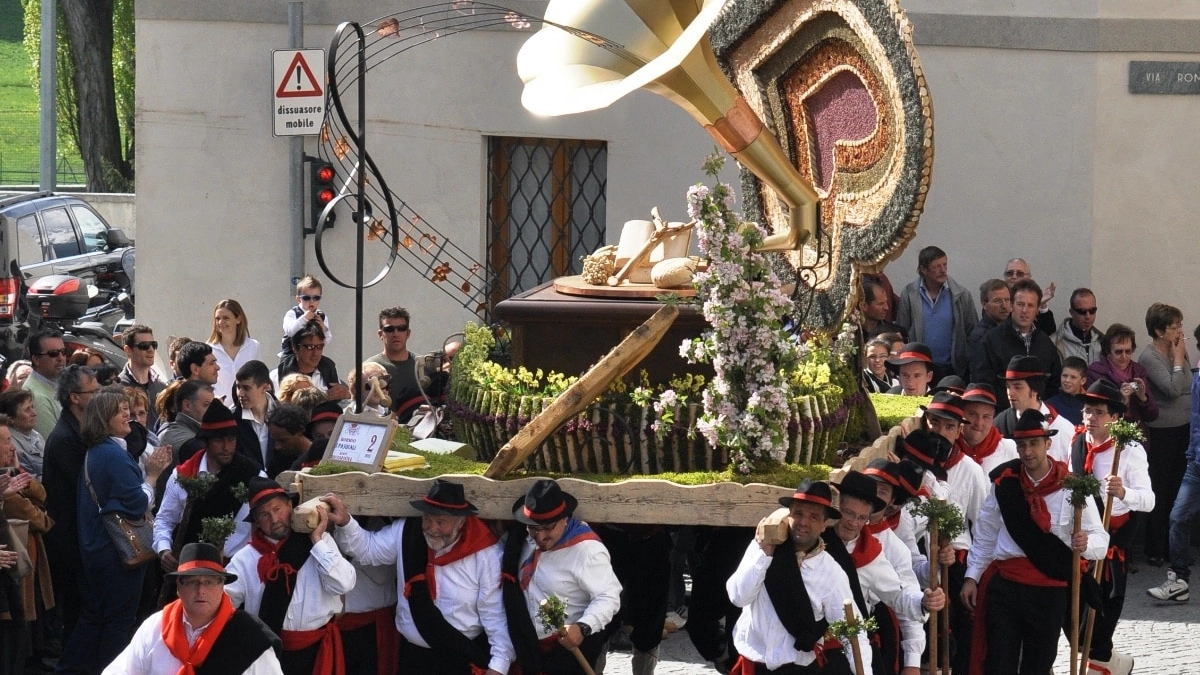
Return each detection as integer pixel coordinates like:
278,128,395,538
320,412,398,473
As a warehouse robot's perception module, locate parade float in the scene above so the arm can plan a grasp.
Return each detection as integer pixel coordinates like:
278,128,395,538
287,0,934,525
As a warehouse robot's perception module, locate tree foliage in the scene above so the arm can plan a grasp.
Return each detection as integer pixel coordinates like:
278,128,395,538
21,0,134,191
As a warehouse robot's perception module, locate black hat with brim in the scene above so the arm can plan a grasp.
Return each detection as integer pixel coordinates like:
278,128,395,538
835,470,888,514
897,429,951,481
197,401,239,440
887,343,934,369
1077,378,1127,414
1009,408,1059,440
962,383,999,408
512,479,578,525
921,392,966,424
778,479,841,520
1003,355,1047,383
244,476,297,522
166,542,238,583
410,478,478,516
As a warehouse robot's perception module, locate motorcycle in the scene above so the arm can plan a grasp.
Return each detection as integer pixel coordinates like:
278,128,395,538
26,274,132,370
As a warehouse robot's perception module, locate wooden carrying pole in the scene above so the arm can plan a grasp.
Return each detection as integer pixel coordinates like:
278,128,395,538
844,600,866,675
485,305,678,479
939,556,951,675
1079,443,1124,674
928,521,940,675
1070,503,1084,675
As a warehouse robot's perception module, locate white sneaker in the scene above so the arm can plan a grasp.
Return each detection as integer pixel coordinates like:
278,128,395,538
1146,571,1189,601
1087,651,1134,675
664,609,688,632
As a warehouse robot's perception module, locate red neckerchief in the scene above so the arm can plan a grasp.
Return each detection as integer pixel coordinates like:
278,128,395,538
519,518,599,590
250,529,298,594
1019,459,1067,533
1043,404,1058,425
1085,437,1115,475
177,451,206,479
943,447,967,470
864,512,900,535
411,517,497,600
848,532,883,569
161,593,236,675
956,427,1002,464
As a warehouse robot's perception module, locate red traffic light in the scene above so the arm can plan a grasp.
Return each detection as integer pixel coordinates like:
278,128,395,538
317,187,335,205
316,165,334,183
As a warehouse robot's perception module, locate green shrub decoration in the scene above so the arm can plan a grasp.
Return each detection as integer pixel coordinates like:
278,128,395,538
912,497,966,543
1106,419,1145,448
827,614,878,641
1062,473,1102,507
868,393,929,431
537,595,567,634
199,515,236,549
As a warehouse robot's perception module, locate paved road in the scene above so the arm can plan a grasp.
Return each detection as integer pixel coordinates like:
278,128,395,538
603,563,1200,674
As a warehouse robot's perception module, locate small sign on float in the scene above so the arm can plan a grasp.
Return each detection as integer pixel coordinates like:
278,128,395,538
272,49,326,136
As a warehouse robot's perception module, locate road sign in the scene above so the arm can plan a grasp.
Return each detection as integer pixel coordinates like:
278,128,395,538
273,49,325,136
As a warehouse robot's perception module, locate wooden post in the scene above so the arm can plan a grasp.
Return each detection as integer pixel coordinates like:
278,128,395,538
1071,503,1083,675
1080,443,1124,674
844,600,865,675
940,557,951,675
485,305,678,478
928,520,940,675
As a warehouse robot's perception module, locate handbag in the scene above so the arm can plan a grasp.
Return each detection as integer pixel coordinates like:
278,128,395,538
83,453,157,570
406,404,444,440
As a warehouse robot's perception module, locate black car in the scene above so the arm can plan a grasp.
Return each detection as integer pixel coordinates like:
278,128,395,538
0,192,134,362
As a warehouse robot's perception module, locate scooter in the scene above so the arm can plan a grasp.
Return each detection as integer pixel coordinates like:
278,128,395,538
26,274,130,369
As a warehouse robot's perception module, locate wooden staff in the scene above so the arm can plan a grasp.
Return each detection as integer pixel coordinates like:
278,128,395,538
557,626,597,675
1079,442,1124,674
940,551,951,675
844,600,866,675
928,520,940,675
1070,502,1084,675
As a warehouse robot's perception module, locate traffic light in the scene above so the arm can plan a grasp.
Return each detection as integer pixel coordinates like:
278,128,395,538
310,161,336,231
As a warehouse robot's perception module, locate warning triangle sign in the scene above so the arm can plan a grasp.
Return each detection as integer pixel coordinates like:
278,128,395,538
276,52,323,98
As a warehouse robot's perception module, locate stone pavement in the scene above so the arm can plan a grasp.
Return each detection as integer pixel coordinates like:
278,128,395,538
601,567,1200,674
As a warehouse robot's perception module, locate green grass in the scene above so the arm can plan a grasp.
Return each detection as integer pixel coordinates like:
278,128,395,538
0,0,85,185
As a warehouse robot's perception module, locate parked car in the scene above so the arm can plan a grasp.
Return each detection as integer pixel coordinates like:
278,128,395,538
0,192,134,363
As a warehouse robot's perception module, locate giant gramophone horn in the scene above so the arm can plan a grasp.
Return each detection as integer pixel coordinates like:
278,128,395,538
518,0,819,251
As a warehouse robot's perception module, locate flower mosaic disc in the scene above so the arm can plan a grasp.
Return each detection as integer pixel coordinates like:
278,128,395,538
710,0,934,329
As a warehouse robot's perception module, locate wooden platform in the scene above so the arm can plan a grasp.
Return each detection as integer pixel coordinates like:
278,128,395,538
280,470,792,527
552,274,696,299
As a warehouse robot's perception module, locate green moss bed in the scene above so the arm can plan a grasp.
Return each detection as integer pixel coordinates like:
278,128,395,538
306,427,831,488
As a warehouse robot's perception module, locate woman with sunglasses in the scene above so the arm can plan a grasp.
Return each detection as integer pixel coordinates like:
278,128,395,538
207,299,260,407
1087,322,1158,430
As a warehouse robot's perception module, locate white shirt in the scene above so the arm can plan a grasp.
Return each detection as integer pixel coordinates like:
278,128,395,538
965,467,1109,582
1068,438,1155,518
343,559,398,614
153,454,263,556
334,517,514,674
518,531,622,638
966,435,1019,476
210,338,261,407
225,532,355,631
101,606,283,675
1042,402,1077,464
944,457,989,550
726,543,872,672
875,527,926,669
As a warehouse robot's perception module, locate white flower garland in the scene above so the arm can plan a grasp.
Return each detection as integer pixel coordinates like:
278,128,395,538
681,154,802,473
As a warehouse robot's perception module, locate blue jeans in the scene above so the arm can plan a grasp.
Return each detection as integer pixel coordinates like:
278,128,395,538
1169,460,1200,580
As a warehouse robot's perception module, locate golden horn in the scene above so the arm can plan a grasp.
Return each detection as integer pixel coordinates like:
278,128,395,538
518,0,819,250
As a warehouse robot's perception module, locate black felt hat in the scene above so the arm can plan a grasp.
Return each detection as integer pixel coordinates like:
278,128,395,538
410,478,478,516
512,479,578,525
166,542,237,583
1077,378,1127,414
863,458,919,506
306,401,342,435
244,477,296,522
886,342,934,369
197,401,238,439
932,375,966,395
962,383,999,408
1003,355,1047,382
921,391,966,424
1009,408,1058,439
897,429,951,481
835,470,888,514
778,479,840,520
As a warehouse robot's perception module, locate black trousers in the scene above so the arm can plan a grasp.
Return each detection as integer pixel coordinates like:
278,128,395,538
595,524,672,653
280,641,319,675
983,575,1068,675
1144,424,1189,560
742,650,853,674
686,526,754,663
341,623,379,675
398,636,488,675
539,631,610,675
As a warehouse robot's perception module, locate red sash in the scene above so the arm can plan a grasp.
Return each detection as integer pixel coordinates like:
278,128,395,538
161,594,236,675
956,427,1002,465
281,622,344,675
336,607,398,675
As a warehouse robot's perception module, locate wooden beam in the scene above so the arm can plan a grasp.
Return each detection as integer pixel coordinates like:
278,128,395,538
282,470,792,527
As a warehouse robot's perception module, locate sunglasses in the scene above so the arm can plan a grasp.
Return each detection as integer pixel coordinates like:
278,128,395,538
380,325,409,334
525,521,560,533
134,341,159,351
35,349,67,358
299,294,322,302
298,343,325,351
1071,307,1098,315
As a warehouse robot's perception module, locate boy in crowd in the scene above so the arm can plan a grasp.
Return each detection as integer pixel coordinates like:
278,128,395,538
281,275,332,357
887,343,935,397
1046,356,1088,426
